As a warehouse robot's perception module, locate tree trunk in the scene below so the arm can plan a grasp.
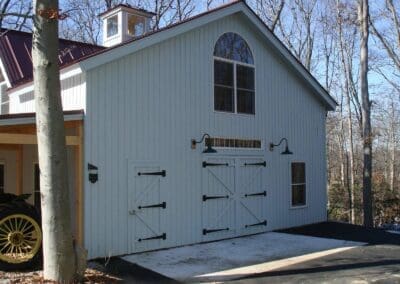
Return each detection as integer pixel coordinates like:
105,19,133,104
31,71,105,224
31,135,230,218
359,0,373,227
337,3,356,224
32,0,76,281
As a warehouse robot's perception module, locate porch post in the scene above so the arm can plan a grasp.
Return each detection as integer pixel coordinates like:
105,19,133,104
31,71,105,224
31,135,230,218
74,121,84,245
16,145,23,195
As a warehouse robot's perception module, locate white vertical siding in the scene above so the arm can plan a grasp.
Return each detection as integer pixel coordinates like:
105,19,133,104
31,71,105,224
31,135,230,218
84,13,328,258
8,72,86,114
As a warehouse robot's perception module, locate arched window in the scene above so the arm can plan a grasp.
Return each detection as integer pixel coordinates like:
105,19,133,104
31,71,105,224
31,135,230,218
214,33,255,114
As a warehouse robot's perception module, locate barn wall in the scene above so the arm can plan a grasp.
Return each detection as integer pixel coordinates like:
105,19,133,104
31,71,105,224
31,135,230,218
84,13,328,258
8,73,86,114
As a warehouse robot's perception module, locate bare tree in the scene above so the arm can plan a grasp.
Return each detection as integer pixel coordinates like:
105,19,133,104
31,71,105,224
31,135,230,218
253,0,285,32
32,0,77,281
171,0,196,22
358,0,373,227
277,0,317,71
0,0,32,30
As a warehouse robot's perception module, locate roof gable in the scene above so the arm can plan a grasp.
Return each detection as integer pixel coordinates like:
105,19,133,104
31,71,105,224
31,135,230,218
80,1,337,110
0,29,104,87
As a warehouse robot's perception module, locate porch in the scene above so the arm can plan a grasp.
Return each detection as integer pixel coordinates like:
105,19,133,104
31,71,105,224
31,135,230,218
0,110,84,245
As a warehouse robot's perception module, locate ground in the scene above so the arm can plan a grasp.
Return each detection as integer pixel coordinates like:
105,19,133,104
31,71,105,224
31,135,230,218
1,222,399,283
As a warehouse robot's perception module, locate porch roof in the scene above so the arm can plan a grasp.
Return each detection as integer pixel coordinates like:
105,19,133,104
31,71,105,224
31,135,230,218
0,109,84,126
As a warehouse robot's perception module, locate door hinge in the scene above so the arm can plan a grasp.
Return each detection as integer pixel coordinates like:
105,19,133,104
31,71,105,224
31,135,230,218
138,233,166,242
202,161,229,168
138,170,166,177
203,227,229,235
244,161,266,167
245,220,267,228
138,202,166,209
244,191,267,197
202,195,229,202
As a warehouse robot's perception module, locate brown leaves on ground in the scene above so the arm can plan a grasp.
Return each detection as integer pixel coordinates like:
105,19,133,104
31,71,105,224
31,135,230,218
0,268,121,283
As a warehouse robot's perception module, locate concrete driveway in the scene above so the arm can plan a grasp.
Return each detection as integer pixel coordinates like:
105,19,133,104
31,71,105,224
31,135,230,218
91,222,400,283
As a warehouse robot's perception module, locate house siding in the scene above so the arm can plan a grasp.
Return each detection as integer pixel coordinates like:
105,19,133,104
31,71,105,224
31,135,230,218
84,13,328,259
8,72,86,114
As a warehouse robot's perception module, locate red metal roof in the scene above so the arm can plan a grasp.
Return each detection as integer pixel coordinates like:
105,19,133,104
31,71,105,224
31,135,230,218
0,29,104,87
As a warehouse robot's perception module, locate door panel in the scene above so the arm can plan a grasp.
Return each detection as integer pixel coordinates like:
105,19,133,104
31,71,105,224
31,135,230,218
236,157,267,234
202,157,236,241
128,163,167,253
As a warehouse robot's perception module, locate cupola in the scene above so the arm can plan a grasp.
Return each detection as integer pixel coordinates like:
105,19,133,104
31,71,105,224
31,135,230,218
100,4,155,47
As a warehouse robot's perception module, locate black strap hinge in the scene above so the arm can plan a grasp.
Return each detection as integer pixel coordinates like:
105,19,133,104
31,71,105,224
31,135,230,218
244,161,266,167
203,162,229,168
203,195,229,202
138,233,166,242
245,220,267,228
138,170,166,177
203,228,229,235
245,191,267,197
138,202,166,209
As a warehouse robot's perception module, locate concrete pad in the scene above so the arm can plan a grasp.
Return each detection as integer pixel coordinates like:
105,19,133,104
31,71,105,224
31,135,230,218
123,232,364,282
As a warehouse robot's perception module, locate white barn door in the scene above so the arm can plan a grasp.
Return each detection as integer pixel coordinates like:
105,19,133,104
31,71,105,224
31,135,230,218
236,157,267,235
201,157,236,241
202,156,267,241
128,163,167,253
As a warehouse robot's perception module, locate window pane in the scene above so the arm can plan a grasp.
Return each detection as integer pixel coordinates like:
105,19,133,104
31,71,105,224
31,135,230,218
107,15,118,37
237,65,255,90
237,90,255,114
214,32,254,64
214,60,233,86
128,15,145,36
292,184,306,206
215,86,234,112
292,163,305,184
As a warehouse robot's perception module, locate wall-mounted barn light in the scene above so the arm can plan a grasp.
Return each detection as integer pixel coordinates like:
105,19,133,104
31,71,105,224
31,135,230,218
269,138,293,155
191,133,217,153
88,163,98,183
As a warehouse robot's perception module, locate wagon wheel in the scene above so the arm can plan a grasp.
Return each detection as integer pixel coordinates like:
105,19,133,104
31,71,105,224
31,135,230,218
0,203,42,270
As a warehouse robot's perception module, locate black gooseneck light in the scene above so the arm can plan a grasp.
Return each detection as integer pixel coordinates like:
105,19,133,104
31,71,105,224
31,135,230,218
269,138,293,155
191,133,217,153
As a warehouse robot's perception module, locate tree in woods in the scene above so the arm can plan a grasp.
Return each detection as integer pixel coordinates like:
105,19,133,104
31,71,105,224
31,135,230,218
358,0,373,227
32,0,77,281
0,0,32,30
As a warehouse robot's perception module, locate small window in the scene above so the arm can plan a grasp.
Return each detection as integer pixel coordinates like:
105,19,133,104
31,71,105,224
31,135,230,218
214,33,255,114
0,164,4,194
205,137,262,149
291,162,306,207
128,14,145,37
107,15,118,38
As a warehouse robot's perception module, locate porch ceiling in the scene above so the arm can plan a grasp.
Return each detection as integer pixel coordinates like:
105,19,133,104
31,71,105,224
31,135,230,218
0,110,83,146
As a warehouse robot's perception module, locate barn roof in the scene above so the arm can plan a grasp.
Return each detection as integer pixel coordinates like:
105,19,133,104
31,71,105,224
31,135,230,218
0,29,104,87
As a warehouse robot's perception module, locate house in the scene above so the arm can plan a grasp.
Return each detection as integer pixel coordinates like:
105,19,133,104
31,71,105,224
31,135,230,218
0,1,336,259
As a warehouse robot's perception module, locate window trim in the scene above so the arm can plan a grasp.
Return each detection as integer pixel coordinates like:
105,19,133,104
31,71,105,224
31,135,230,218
212,34,256,115
0,161,5,194
290,161,308,209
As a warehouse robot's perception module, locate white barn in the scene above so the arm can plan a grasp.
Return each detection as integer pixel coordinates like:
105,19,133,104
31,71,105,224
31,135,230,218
0,1,336,259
